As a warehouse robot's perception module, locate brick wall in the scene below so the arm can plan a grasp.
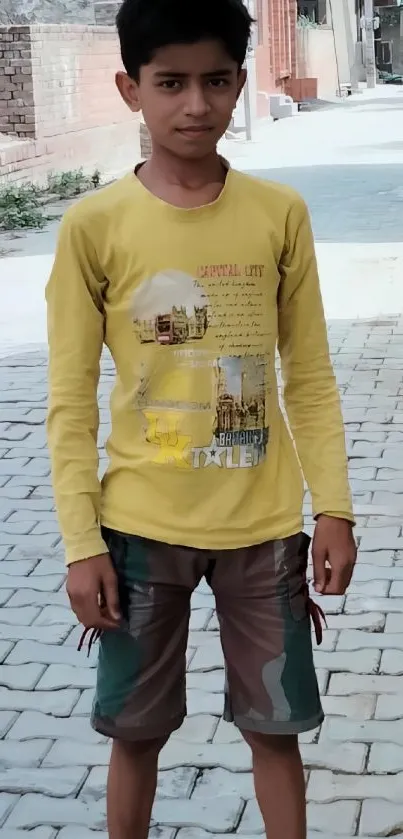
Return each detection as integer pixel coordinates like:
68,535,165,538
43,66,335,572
0,24,141,183
0,26,35,137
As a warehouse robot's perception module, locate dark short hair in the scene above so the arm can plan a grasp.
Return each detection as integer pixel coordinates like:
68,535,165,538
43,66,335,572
116,0,254,81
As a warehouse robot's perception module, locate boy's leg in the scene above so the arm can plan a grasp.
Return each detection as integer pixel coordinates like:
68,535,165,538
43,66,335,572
212,533,323,839
107,736,168,839
91,531,206,839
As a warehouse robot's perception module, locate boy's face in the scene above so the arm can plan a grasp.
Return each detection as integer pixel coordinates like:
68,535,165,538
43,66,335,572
117,39,246,159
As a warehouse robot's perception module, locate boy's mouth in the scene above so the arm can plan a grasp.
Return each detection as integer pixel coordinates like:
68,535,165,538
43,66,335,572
177,126,213,138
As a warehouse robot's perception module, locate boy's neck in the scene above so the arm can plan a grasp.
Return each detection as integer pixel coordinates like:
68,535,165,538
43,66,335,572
137,144,227,207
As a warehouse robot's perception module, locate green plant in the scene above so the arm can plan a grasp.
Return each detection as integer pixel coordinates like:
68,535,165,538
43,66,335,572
297,14,319,28
47,167,101,199
0,184,46,230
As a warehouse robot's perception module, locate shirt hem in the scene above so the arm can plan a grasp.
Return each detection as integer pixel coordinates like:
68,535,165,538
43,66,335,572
99,513,305,550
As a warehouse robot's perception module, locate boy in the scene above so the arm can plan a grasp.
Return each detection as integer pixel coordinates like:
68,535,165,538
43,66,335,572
46,1,357,838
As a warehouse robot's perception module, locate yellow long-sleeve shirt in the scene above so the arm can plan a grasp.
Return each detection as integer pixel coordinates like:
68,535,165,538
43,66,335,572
46,168,353,565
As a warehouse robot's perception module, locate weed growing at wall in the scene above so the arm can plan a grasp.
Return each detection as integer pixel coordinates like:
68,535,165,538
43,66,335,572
0,184,46,231
47,168,101,199
0,168,102,231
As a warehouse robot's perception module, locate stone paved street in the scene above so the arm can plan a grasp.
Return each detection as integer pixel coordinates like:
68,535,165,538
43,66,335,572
1,320,403,838
1,88,403,838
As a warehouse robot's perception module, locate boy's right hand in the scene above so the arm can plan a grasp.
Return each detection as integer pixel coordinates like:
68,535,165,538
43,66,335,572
66,553,121,631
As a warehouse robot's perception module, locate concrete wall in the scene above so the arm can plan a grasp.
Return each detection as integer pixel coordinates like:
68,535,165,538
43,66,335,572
0,24,140,183
94,1,120,26
326,0,358,86
297,26,340,98
0,0,95,25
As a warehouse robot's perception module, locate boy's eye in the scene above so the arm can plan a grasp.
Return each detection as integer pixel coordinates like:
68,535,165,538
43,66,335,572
160,80,181,90
208,78,229,88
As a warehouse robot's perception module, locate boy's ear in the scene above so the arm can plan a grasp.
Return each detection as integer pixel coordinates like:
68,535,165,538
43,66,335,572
116,71,141,112
236,68,247,101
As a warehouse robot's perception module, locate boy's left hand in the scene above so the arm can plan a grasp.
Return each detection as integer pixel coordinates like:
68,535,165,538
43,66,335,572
312,515,357,595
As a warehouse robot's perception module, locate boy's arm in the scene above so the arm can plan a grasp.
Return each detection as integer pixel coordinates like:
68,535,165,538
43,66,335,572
46,209,107,565
278,195,356,593
46,210,120,630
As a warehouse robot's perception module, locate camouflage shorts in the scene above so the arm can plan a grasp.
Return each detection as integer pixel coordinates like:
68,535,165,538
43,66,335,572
91,529,324,741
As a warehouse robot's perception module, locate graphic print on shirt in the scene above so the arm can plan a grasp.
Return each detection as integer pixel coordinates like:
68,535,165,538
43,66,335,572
133,269,209,347
131,266,272,470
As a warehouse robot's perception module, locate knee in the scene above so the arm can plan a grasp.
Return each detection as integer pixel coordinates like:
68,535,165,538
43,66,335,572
113,735,168,762
242,730,299,759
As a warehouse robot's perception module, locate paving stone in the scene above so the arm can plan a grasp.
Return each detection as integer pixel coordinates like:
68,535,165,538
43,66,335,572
360,529,403,551
368,742,403,773
0,560,38,576
35,665,95,691
160,741,251,772
57,831,108,839
360,800,403,836
301,742,367,773
0,592,16,607
1,688,80,718
7,711,106,743
323,717,403,746
237,800,264,834
0,575,64,592
385,613,403,631
152,797,243,832
0,830,54,839
6,590,68,608
0,607,40,626
4,794,106,830
316,670,329,694
0,459,29,475
345,596,403,613
191,593,215,610
347,580,390,596
0,712,17,738
313,650,380,674
172,716,218,744
321,694,376,719
310,595,345,615
213,719,243,744
375,694,403,720
0,664,45,690
0,624,70,645
320,613,385,631
71,690,94,716
390,581,403,597
82,766,197,802
312,629,338,651
187,690,223,717
328,673,403,695
0,767,87,797
337,630,403,650
0,535,58,548
186,672,225,693
308,769,403,802
34,607,74,627
380,649,403,674
2,522,37,536
31,559,64,576
6,641,95,669
0,795,19,826
0,739,51,769
43,740,111,768
307,801,360,835
188,645,224,672
6,545,61,561
192,769,254,800
0,642,13,664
